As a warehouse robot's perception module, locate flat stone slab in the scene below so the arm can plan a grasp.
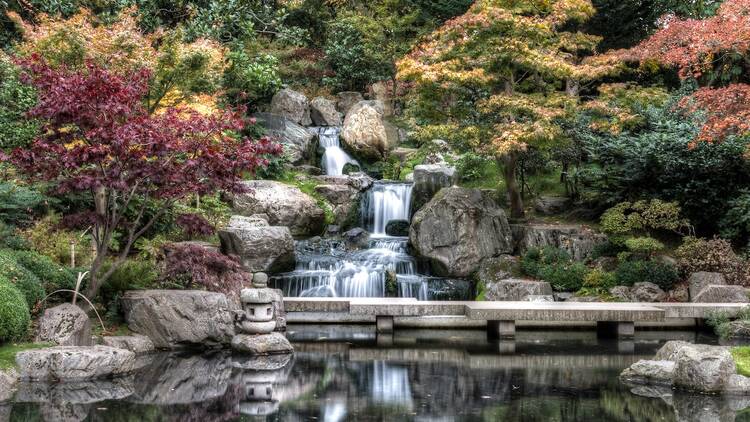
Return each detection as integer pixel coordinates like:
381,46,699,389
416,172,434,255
16,346,135,381
465,302,665,322
349,300,467,317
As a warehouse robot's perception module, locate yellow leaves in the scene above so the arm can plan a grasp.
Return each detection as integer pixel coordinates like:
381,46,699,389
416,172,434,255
582,83,669,134
489,120,563,155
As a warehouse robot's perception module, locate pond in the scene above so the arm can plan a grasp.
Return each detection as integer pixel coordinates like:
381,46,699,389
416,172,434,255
4,326,749,421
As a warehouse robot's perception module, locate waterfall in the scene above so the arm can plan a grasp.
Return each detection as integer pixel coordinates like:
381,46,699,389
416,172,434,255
316,127,358,176
363,182,413,236
270,180,469,301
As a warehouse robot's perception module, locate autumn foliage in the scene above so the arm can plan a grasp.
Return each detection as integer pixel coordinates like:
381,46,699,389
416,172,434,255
4,56,280,297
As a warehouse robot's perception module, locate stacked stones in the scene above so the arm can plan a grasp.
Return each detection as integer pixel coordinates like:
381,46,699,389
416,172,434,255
231,273,294,355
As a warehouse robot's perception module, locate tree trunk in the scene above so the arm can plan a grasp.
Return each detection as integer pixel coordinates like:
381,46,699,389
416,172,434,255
500,153,524,219
565,78,580,97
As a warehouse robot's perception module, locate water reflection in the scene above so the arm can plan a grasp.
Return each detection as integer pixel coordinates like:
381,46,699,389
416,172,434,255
4,327,748,421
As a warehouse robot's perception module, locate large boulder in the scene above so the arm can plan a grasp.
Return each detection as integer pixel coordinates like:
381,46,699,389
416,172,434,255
16,346,135,381
36,303,92,346
233,180,325,236
253,112,316,165
369,81,394,116
672,344,736,393
631,282,667,302
310,97,342,126
335,91,364,116
269,88,311,126
688,272,727,300
219,216,295,273
534,196,571,215
411,164,458,213
654,340,692,361
312,174,373,227
476,255,520,284
511,224,607,261
341,100,394,160
692,285,749,303
121,290,235,349
485,279,553,301
410,187,514,277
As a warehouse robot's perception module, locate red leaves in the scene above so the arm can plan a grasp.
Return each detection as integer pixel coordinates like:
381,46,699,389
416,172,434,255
5,56,280,200
679,84,750,144
622,0,750,79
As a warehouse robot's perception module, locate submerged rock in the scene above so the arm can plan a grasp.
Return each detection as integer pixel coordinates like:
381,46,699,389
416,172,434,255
410,187,513,277
16,346,135,381
14,376,134,404
620,360,675,385
232,180,325,237
121,290,235,349
270,88,311,126
36,303,92,346
219,215,295,273
0,367,18,402
231,333,294,355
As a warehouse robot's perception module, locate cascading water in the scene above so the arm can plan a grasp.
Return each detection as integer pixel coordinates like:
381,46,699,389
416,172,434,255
315,127,359,176
271,181,469,300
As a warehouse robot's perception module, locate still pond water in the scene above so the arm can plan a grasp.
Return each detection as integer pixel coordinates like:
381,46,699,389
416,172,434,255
4,326,749,422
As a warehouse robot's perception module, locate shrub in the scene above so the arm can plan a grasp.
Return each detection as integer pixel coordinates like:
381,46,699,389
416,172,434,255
720,191,750,247
590,240,626,259
0,54,39,151
20,215,92,266
675,236,749,285
0,280,30,343
614,260,680,291
323,15,391,91
539,262,589,292
0,250,44,308
160,243,251,301
10,250,76,292
175,213,215,239
600,200,691,241
582,268,618,291
222,50,283,106
99,259,158,306
0,182,47,227
520,247,543,278
624,236,665,258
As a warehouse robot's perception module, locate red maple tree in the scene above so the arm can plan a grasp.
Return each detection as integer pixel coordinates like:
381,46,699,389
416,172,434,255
617,0,750,143
4,55,281,297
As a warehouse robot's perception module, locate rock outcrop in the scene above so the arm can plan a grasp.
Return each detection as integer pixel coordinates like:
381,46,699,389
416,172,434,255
270,88,311,126
310,97,342,126
631,282,667,302
312,174,373,227
36,303,92,346
411,164,458,213
254,112,316,165
102,335,155,354
121,290,235,349
410,187,514,277
484,279,553,301
620,341,745,395
16,346,135,381
219,215,295,273
232,180,325,236
335,91,364,116
534,196,572,215
341,100,394,160
511,224,607,261
693,285,749,303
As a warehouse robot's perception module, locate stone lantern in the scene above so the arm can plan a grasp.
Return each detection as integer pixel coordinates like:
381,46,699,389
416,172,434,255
237,289,277,335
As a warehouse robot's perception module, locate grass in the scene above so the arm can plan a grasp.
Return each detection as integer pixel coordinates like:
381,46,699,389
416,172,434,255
732,347,750,377
0,342,52,369
277,171,336,225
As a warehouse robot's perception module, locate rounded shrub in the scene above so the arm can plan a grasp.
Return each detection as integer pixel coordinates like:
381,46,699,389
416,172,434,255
10,249,76,292
0,250,45,308
615,260,680,291
539,262,589,292
0,279,30,343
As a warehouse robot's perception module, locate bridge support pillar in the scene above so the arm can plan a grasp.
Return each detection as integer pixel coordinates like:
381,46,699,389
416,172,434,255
597,321,634,339
487,320,515,339
376,316,394,334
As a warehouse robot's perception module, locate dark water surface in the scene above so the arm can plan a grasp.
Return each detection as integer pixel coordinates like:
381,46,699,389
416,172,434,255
4,326,749,422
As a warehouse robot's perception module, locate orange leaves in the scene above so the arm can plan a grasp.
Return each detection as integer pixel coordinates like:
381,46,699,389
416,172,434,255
678,84,750,144
619,0,750,79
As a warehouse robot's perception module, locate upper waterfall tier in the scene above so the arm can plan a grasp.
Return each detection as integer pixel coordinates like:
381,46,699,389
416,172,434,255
315,127,358,176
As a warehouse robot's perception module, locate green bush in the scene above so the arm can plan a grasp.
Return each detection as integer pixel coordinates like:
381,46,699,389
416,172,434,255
0,280,30,343
99,259,159,305
223,50,283,106
624,236,665,257
323,15,391,91
582,268,618,291
10,250,76,292
590,240,626,259
0,182,48,227
0,55,40,151
0,250,45,308
614,260,680,290
539,262,589,292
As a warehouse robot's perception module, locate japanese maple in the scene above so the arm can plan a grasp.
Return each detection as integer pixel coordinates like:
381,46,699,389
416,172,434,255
4,56,281,298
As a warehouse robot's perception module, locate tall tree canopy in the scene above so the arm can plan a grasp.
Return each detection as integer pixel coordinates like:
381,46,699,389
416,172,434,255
398,0,615,217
